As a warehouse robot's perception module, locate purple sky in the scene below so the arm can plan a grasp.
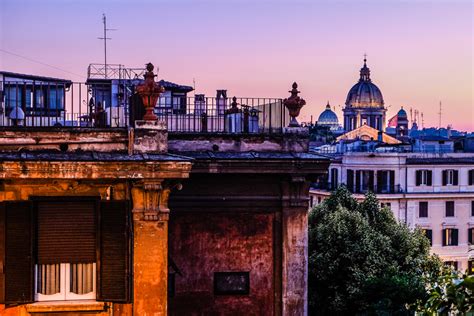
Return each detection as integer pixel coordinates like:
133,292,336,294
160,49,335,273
1,0,472,131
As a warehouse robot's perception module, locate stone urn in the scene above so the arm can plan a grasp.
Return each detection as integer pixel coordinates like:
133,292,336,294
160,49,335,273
136,63,164,121
283,82,306,127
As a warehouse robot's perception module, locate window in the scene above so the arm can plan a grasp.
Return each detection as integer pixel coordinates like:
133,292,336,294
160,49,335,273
442,169,459,186
442,228,458,246
330,168,338,190
472,201,474,217
347,169,354,192
469,260,474,275
419,202,428,218
415,170,432,186
35,200,97,301
445,201,455,217
422,229,432,246
354,170,374,193
309,196,314,208
381,202,391,210
36,263,96,301
0,200,130,305
468,228,474,245
444,261,458,270
469,169,474,186
377,170,395,193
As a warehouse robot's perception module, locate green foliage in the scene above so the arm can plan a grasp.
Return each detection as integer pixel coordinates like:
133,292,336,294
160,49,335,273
413,266,474,315
308,186,441,314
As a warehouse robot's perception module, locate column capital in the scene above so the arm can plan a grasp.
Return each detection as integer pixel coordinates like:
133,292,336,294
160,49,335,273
131,179,182,221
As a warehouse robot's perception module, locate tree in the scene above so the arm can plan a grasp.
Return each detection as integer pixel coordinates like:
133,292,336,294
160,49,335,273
414,267,474,315
308,186,441,314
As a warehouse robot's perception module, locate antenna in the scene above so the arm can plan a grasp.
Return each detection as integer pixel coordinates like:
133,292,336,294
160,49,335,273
410,107,413,125
421,112,424,129
438,101,442,128
98,14,117,79
193,78,196,96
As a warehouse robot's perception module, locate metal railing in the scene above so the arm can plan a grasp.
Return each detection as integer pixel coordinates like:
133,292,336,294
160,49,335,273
87,64,146,80
0,81,289,134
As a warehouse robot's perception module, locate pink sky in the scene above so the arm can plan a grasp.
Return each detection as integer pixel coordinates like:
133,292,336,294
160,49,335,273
1,0,472,131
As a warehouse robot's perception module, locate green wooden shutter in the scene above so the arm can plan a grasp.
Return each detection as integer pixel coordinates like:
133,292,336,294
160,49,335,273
97,200,130,302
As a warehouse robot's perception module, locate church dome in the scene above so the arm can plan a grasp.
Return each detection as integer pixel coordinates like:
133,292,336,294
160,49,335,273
397,107,407,118
345,58,384,109
318,102,339,125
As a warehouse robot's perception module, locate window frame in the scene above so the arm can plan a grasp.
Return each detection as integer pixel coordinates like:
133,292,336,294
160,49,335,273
445,201,455,217
419,201,429,218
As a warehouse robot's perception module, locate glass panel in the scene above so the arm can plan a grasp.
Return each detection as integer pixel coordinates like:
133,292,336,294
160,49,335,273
36,264,61,295
70,263,94,295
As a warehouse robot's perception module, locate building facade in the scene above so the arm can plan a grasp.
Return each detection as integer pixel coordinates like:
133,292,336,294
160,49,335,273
310,152,474,273
0,67,328,316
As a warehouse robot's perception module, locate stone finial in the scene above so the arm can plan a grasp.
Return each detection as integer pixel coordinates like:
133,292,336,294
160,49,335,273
283,82,306,127
136,62,165,121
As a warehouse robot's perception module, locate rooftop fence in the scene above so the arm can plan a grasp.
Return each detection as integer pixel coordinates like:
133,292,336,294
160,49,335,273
0,81,290,134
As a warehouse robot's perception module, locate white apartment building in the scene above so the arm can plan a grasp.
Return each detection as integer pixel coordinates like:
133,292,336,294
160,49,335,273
310,152,474,273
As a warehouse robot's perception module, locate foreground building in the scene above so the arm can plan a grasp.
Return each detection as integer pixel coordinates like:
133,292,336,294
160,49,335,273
0,64,328,315
310,150,474,273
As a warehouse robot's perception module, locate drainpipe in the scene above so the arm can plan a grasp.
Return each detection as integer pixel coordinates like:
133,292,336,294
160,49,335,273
404,156,408,225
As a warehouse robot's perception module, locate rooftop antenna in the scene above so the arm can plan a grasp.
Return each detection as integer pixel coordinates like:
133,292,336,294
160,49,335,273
98,13,117,79
410,107,413,125
438,101,442,128
421,112,424,129
193,78,196,96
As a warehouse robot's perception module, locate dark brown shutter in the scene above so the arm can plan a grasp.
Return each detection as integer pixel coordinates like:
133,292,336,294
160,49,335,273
452,229,458,246
377,171,384,193
469,228,473,245
442,229,447,246
416,170,422,186
442,170,447,186
355,171,361,193
37,201,96,264
4,201,34,304
425,229,432,246
368,171,374,192
347,170,354,192
0,203,5,303
97,201,130,302
469,170,474,186
389,171,395,192
453,170,459,185
427,171,432,186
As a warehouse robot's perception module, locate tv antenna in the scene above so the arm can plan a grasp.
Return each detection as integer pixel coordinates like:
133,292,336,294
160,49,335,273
98,13,117,79
438,101,442,128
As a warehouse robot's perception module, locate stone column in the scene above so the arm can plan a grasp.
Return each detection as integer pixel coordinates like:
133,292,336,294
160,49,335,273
131,180,173,316
281,176,310,316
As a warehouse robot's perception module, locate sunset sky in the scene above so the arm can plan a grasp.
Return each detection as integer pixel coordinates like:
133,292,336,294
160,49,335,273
1,0,472,131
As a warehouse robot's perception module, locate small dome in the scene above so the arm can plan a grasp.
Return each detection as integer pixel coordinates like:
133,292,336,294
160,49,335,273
345,58,384,109
318,102,339,126
397,107,407,117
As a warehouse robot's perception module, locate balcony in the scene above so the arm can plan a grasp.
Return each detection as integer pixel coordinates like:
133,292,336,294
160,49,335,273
0,82,289,134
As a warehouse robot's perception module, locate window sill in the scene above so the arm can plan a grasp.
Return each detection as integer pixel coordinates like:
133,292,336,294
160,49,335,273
26,300,105,313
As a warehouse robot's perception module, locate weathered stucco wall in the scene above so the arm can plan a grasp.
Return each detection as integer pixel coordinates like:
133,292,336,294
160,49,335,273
169,212,275,316
168,132,309,153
